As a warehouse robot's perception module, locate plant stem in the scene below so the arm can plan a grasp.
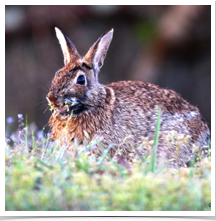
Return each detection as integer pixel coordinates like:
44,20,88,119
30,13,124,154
25,115,28,149
151,105,161,173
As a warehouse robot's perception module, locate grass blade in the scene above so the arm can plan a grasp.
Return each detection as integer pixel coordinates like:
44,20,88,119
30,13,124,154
25,115,28,149
151,105,161,173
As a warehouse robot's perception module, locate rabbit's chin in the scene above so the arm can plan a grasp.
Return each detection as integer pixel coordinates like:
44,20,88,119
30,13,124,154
53,108,74,120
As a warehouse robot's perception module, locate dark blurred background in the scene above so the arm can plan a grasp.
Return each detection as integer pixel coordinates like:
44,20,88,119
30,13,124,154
5,5,211,133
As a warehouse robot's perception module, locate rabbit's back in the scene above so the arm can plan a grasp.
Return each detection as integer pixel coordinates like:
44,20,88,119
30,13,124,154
108,80,210,142
105,81,210,167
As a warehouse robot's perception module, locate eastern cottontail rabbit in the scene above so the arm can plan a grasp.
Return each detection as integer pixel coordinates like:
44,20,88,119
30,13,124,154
47,27,211,168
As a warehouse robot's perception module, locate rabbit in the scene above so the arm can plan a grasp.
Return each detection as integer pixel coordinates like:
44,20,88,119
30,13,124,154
47,27,211,168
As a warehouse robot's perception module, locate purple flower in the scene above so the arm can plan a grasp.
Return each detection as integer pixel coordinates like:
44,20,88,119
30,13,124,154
18,130,25,140
17,114,23,119
6,117,14,124
37,130,44,140
5,138,10,144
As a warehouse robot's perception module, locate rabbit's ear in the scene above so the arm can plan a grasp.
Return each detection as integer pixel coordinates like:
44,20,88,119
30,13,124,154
83,29,113,75
55,27,81,65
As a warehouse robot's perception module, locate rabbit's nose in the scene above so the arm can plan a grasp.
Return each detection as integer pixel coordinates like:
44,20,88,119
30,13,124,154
47,91,58,103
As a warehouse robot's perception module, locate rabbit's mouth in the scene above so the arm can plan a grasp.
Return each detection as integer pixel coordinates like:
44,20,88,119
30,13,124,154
47,96,93,117
49,101,78,113
47,96,76,112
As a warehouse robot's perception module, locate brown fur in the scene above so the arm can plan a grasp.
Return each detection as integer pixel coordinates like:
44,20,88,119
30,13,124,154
47,28,211,168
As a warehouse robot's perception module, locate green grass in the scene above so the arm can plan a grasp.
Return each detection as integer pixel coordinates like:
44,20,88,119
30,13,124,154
5,112,211,211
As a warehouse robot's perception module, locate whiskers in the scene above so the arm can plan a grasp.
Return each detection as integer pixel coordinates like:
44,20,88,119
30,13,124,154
33,79,51,114
35,100,50,114
34,79,50,94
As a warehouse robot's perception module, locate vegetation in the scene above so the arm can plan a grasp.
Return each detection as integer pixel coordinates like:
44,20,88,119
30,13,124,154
5,113,211,211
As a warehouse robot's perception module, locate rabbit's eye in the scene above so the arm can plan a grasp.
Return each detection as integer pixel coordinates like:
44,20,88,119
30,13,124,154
76,75,86,85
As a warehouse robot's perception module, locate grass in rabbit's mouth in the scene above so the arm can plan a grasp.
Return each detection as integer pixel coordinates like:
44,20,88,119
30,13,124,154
48,101,76,112
5,112,211,211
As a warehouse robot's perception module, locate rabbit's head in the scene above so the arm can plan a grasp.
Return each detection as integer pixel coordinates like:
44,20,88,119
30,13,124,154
47,28,113,118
